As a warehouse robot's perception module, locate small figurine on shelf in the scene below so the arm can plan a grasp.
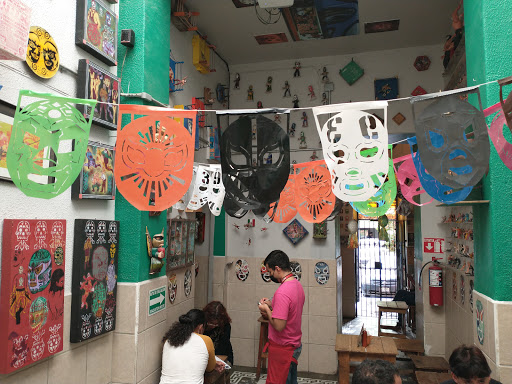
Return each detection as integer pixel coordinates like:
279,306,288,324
301,111,308,127
293,61,301,77
247,85,254,101
321,92,328,105
266,153,272,164
283,81,291,97
288,122,296,137
234,73,241,89
257,100,263,109
310,150,318,161
274,113,282,123
298,131,307,149
146,227,166,274
292,94,299,108
266,76,273,93
204,87,215,104
307,85,316,100
321,66,329,83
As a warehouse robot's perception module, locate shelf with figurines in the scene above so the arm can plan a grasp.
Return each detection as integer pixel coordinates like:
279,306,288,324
440,212,473,224
446,255,474,277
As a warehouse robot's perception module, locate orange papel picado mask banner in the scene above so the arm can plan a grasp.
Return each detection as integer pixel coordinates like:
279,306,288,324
294,160,335,223
270,174,297,223
115,104,196,211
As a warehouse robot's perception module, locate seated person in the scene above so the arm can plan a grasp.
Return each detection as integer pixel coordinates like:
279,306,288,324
352,359,402,384
442,345,502,384
160,309,224,384
203,301,234,366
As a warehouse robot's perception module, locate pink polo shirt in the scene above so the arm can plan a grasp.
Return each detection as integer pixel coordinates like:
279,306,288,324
268,278,305,347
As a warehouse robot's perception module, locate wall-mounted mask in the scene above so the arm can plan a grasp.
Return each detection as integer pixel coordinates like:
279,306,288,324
412,90,489,189
260,263,271,282
184,269,192,297
313,101,389,202
28,249,52,293
115,105,195,211
168,274,177,303
290,261,302,281
221,115,290,217
408,137,472,204
314,262,329,285
235,259,250,281
26,26,59,79
393,154,433,206
208,164,225,216
294,160,335,223
7,91,96,199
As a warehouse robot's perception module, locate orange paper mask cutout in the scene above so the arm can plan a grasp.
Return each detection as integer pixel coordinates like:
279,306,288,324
271,174,297,223
115,105,196,211
294,160,335,223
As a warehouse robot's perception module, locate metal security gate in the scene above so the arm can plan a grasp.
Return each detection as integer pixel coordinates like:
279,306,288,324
355,214,398,318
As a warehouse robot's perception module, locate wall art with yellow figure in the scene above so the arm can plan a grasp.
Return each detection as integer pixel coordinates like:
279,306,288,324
25,26,59,79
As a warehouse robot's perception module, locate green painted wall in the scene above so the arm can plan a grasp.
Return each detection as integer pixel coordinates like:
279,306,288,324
466,0,512,300
214,208,226,256
116,0,171,283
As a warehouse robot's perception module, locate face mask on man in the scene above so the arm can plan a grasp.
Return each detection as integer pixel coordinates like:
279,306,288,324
269,275,280,284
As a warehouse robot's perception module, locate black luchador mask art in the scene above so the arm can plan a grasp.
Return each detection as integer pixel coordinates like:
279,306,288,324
220,115,290,218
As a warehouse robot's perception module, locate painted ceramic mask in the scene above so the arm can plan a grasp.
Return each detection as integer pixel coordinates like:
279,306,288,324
187,164,210,210
26,26,59,79
290,261,302,281
313,103,389,201
221,115,290,216
208,164,225,216
413,92,490,189
314,262,329,285
92,246,108,280
184,269,192,297
28,249,52,293
260,263,271,283
29,297,48,331
168,274,178,303
7,91,95,199
235,259,250,281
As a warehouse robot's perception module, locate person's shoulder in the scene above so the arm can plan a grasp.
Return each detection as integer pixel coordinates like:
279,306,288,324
197,333,213,344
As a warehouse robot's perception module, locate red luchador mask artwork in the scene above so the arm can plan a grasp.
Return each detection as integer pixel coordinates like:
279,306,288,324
294,160,335,223
393,154,433,206
271,174,297,223
115,105,196,211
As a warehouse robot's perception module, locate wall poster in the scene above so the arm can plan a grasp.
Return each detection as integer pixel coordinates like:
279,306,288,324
70,219,119,343
0,219,66,374
167,219,196,271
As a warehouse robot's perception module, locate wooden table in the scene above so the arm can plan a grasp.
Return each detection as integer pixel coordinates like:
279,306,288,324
393,338,424,355
335,334,398,384
410,355,450,372
377,301,408,339
415,371,452,384
205,355,231,384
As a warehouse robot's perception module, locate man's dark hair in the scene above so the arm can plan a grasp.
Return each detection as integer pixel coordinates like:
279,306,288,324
449,345,491,379
352,359,399,384
264,250,291,271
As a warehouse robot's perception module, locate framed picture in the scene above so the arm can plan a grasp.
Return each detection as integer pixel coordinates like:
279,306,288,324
374,77,399,100
71,140,115,200
75,0,118,66
364,19,400,34
283,218,309,245
167,219,196,271
0,112,50,184
77,59,120,130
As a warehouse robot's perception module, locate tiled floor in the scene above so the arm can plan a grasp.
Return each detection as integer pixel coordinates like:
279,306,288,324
342,316,416,339
229,371,337,384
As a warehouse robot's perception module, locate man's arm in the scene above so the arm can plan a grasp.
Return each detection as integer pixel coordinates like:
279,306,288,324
258,303,287,332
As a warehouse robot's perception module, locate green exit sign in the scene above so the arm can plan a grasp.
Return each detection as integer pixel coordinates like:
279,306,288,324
149,286,166,316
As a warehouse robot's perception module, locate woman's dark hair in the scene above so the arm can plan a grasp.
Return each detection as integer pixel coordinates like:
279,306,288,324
264,250,291,271
203,301,232,331
49,269,64,293
449,345,492,379
162,309,206,347
352,359,399,384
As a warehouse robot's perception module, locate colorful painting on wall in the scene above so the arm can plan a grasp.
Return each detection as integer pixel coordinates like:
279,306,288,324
167,219,196,271
25,26,59,79
313,221,327,239
374,77,399,100
75,0,118,66
71,140,115,200
77,59,120,130
70,219,119,343
0,219,66,373
282,0,359,41
283,218,309,245
254,33,289,45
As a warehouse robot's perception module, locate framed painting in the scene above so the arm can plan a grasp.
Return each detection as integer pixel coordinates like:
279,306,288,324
75,0,118,66
313,221,327,239
0,219,66,373
283,218,309,245
70,219,119,342
167,219,195,271
77,59,120,130
71,140,115,200
374,77,399,100
0,112,50,184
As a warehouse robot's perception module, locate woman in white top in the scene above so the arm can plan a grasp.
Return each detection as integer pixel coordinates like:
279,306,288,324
160,309,224,384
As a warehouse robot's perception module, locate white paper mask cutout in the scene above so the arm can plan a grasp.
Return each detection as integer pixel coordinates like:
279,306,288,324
313,101,389,201
187,165,210,211
173,165,196,210
208,164,225,216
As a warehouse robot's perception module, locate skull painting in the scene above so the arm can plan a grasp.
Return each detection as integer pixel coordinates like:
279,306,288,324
93,317,104,335
15,221,31,251
108,221,118,243
7,91,95,199
28,249,52,293
97,221,107,244
413,92,490,189
34,221,48,249
314,262,330,285
313,103,389,202
221,115,290,217
81,314,92,340
85,220,96,243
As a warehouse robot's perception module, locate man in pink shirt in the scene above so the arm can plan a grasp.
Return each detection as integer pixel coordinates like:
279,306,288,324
258,250,305,384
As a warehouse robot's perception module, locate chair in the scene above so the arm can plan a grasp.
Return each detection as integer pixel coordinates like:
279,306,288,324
256,317,269,380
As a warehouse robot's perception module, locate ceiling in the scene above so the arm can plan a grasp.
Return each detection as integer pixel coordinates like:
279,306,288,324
182,0,460,65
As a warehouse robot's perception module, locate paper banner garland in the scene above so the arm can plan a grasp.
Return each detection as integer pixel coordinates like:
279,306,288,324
484,104,512,171
0,219,66,374
283,218,308,245
393,153,433,206
498,75,512,133
187,165,210,211
173,166,195,211
7,90,97,199
220,115,290,217
313,101,389,202
115,104,196,211
208,164,225,216
270,173,297,223
412,89,490,189
70,219,119,343
408,136,472,204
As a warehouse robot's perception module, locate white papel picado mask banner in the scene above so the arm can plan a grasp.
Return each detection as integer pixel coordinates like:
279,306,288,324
208,164,225,216
173,165,196,211
187,165,210,211
312,101,389,202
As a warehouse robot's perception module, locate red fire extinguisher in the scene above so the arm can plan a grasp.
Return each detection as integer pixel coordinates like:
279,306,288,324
428,259,443,306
